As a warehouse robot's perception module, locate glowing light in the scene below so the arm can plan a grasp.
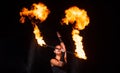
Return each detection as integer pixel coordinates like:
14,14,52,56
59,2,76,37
19,2,50,46
61,6,90,60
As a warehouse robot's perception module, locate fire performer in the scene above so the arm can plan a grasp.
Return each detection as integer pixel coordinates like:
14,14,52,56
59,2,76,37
50,32,67,73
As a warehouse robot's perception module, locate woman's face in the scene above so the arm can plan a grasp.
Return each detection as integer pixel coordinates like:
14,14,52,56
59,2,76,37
54,45,62,55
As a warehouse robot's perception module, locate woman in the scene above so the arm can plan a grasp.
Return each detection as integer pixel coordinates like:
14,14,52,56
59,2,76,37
50,42,67,73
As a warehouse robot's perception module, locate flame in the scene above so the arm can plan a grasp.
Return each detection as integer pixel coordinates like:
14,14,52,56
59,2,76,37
20,2,50,23
19,2,50,46
72,29,87,59
33,24,46,46
61,6,90,60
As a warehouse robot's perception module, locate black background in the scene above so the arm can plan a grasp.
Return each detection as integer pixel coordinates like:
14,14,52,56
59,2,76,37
0,0,116,73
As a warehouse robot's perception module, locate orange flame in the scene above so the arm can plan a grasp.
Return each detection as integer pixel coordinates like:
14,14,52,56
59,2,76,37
19,2,50,46
61,6,90,60
20,2,50,23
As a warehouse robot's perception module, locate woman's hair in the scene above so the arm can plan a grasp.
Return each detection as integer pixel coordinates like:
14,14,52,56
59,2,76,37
55,44,61,49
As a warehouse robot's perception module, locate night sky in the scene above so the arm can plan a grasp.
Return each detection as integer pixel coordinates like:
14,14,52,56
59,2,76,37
0,0,115,73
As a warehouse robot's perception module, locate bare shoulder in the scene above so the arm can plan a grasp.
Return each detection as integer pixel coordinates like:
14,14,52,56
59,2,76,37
50,58,60,65
50,58,58,63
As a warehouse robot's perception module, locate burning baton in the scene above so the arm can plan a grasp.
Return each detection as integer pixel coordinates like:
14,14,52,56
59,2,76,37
19,2,90,60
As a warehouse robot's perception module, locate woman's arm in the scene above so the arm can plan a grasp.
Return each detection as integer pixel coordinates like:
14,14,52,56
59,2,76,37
56,32,67,63
60,42,67,63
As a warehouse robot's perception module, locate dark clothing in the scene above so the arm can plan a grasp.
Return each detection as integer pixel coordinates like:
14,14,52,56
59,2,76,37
51,58,67,73
51,66,67,73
